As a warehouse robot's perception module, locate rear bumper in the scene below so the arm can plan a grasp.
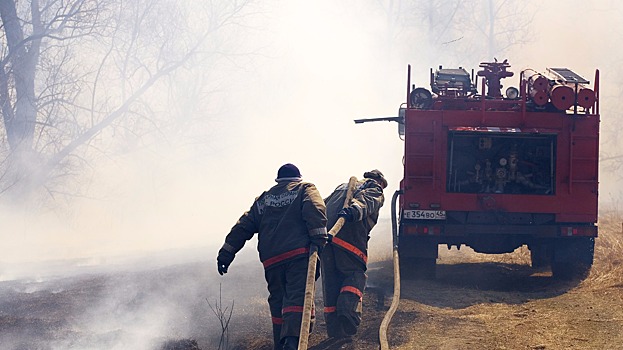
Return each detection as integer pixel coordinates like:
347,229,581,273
400,222,598,238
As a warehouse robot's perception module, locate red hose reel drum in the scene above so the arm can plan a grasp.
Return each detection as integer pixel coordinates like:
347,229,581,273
529,74,549,91
577,88,596,109
529,89,548,106
525,72,549,106
549,84,574,110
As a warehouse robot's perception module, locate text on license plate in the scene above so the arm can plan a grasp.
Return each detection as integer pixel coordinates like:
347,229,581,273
402,210,446,220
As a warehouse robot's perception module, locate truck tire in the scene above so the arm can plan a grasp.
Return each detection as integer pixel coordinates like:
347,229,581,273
400,257,437,280
551,237,594,280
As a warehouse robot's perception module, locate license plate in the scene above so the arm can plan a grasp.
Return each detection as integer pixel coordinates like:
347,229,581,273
402,210,446,220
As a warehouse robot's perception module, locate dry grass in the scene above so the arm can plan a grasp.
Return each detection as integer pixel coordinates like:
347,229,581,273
484,245,532,265
584,211,623,289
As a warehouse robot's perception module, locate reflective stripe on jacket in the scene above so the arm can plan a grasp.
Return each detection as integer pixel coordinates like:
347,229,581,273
221,180,327,269
324,179,384,266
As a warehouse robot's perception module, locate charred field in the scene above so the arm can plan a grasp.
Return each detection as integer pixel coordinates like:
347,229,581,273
1,214,623,350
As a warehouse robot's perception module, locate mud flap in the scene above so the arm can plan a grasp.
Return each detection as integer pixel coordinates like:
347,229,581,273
529,243,553,269
398,237,438,279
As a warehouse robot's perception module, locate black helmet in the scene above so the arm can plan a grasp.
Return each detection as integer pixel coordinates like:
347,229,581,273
363,169,387,189
276,163,302,182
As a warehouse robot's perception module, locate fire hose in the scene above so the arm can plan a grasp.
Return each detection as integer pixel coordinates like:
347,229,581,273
379,189,403,350
298,176,358,350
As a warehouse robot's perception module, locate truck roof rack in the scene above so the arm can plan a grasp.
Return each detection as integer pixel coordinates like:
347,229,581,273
547,67,589,84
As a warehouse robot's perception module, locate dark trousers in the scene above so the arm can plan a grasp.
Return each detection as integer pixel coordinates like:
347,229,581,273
320,244,367,337
265,257,315,349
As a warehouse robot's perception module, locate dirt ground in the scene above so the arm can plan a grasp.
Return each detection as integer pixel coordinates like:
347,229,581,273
344,256,623,350
305,214,623,350
1,216,622,350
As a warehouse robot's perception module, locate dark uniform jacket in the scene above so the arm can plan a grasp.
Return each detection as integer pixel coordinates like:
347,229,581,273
325,179,385,266
220,180,327,269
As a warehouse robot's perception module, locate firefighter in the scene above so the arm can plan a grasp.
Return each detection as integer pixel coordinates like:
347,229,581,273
321,170,386,339
216,163,328,350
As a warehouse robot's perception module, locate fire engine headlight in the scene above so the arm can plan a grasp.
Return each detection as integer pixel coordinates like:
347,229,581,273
505,86,520,99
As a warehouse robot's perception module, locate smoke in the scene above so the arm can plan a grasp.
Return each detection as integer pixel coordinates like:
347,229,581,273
2,0,623,348
2,1,621,267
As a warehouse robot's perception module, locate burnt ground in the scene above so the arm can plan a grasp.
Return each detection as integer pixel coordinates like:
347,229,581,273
1,221,622,350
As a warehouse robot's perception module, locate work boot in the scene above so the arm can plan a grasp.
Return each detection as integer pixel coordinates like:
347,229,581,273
327,326,346,339
338,315,357,336
282,336,299,350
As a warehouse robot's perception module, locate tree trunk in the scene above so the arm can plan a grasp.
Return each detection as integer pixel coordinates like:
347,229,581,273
0,0,40,153
0,0,47,199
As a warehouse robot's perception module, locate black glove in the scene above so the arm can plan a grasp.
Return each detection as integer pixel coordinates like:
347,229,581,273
337,207,356,222
326,234,333,244
217,249,235,275
310,234,328,253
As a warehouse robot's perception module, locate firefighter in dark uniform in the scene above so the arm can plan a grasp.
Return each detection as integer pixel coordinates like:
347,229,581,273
216,163,328,350
321,170,386,338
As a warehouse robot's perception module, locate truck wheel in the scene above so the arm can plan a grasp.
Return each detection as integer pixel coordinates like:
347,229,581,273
400,257,437,280
551,237,594,280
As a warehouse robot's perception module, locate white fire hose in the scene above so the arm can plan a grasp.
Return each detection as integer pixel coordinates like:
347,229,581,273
379,189,403,350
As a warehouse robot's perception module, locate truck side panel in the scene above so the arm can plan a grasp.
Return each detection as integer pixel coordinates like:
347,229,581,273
403,110,598,225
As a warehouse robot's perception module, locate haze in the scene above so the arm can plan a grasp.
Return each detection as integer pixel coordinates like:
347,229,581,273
1,0,621,278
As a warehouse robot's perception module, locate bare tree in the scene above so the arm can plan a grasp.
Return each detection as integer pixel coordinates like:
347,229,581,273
464,0,536,59
371,0,537,65
0,0,253,202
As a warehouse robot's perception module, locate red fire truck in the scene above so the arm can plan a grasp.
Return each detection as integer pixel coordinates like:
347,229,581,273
357,60,599,279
